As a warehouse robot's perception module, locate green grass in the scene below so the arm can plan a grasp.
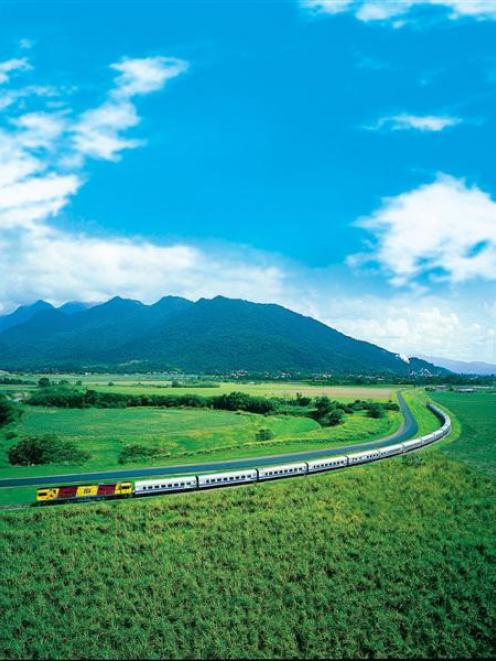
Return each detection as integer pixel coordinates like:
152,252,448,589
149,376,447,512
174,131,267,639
430,390,496,477
92,381,395,401
0,453,494,659
0,405,400,481
2,373,395,400
0,386,494,658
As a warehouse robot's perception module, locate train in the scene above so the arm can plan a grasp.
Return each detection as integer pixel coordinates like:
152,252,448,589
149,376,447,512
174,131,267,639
35,404,451,505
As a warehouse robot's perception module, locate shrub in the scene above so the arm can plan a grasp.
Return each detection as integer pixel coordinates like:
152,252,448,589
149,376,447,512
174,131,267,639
367,404,385,419
256,428,274,441
0,396,17,427
320,409,345,427
8,434,90,466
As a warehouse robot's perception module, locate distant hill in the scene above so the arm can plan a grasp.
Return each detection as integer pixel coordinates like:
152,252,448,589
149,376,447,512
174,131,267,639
419,355,496,376
0,300,54,334
0,295,447,375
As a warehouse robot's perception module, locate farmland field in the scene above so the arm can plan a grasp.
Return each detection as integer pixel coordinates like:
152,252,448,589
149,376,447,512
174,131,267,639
431,390,496,477
0,389,494,658
0,403,401,480
1,373,395,401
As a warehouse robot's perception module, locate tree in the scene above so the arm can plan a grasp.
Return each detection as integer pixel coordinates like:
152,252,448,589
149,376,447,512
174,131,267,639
367,404,385,419
38,377,51,388
256,428,274,441
314,396,335,417
0,396,16,427
8,434,90,466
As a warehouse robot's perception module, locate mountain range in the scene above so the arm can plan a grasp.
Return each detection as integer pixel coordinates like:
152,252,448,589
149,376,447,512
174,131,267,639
0,296,446,375
418,355,496,376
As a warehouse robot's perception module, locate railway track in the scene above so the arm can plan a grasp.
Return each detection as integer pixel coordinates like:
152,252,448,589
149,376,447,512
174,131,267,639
0,392,417,490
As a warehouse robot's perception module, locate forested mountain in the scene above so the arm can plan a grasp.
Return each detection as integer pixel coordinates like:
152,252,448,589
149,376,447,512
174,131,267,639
0,295,445,375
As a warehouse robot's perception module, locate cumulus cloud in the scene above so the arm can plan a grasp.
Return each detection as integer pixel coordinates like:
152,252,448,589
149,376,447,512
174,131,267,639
349,174,496,286
0,230,287,313
319,293,496,362
0,51,286,316
368,113,461,132
0,53,188,234
72,56,188,163
111,56,188,97
301,0,496,24
0,58,31,84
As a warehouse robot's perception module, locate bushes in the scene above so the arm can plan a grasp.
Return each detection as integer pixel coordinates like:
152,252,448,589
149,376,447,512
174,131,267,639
256,428,274,441
28,386,277,415
0,396,17,427
211,392,276,414
319,409,345,427
367,403,386,419
7,434,90,466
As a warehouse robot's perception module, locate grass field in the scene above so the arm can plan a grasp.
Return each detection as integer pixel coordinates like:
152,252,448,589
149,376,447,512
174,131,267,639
0,449,494,657
0,389,494,658
92,382,395,401
2,373,395,401
0,404,400,480
431,390,496,477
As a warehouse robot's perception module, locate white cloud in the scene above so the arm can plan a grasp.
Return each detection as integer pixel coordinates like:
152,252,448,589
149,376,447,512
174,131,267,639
350,174,496,286
0,229,286,313
11,112,67,149
72,101,142,162
71,57,187,163
111,56,188,98
301,0,496,23
0,52,287,324
0,58,31,84
0,54,189,235
369,113,462,132
0,85,59,111
319,293,496,362
19,39,34,50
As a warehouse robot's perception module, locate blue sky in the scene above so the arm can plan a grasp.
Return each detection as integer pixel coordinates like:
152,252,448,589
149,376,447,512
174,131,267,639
0,0,495,361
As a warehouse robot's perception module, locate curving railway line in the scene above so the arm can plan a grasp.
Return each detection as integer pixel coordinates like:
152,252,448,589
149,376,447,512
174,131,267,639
0,396,452,510
0,392,418,490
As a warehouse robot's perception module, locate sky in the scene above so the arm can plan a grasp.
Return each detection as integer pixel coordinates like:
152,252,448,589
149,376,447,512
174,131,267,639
0,0,495,362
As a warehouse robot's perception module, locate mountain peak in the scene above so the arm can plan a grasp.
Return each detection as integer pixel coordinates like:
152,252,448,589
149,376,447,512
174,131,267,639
0,299,55,334
103,296,144,308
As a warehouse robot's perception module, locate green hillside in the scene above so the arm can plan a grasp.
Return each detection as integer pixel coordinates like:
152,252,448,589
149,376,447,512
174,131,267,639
0,296,444,375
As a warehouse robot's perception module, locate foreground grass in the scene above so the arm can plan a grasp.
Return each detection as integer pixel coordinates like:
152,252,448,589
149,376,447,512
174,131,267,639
0,453,494,659
0,406,400,480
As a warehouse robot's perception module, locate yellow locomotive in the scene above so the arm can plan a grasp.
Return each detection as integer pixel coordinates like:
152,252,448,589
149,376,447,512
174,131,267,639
36,481,133,503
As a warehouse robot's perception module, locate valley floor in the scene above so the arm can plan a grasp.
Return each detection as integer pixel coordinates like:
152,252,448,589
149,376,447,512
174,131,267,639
0,389,494,658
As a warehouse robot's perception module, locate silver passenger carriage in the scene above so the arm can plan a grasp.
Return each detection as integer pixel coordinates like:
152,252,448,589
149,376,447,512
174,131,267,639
307,455,348,473
378,443,404,458
197,469,258,489
257,462,308,480
135,476,198,495
347,448,380,465
402,438,422,452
